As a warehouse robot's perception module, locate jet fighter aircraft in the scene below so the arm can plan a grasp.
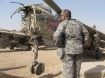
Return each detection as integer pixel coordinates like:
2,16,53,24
1,0,105,75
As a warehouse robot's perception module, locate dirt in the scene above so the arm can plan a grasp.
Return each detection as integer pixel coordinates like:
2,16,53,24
0,46,105,78
0,46,63,78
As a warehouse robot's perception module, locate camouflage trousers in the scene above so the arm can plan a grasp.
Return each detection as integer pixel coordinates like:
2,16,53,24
61,54,82,78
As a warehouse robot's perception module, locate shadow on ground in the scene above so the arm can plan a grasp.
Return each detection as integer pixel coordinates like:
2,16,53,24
84,65,105,78
39,46,57,51
82,53,105,62
0,66,27,71
0,46,56,53
82,49,105,62
0,72,23,78
0,49,28,53
39,71,62,78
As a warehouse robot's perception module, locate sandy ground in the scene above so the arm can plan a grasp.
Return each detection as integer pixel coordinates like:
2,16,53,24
0,46,105,78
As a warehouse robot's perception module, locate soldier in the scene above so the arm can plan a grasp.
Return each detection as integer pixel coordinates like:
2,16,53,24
53,9,89,78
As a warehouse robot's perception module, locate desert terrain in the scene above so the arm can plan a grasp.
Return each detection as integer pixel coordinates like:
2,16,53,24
0,46,105,78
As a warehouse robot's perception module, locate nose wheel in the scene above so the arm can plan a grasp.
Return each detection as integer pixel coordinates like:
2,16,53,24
30,38,45,75
30,61,45,75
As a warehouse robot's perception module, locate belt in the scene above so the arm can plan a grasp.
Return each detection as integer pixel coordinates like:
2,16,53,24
66,36,81,40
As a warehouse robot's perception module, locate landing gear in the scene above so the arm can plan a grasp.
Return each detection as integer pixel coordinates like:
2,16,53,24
10,46,14,49
30,61,38,74
30,61,45,75
30,38,45,75
95,48,101,60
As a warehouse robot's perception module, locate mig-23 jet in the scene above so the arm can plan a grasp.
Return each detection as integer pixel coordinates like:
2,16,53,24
1,0,105,75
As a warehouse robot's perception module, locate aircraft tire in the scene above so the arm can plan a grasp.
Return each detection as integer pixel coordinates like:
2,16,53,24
30,65,35,74
10,46,14,49
35,63,45,75
95,48,100,60
30,61,38,74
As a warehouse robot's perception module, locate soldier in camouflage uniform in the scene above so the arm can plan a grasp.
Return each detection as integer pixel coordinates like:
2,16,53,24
53,9,89,78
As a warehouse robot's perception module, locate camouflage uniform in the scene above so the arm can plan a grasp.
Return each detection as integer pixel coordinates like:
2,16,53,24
53,19,89,78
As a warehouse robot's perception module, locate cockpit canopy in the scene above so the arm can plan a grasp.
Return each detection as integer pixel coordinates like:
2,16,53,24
34,4,52,13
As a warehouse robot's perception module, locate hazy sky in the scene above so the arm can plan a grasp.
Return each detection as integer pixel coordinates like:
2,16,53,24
0,0,105,33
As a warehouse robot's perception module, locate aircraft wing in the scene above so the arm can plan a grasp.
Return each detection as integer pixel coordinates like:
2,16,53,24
0,28,29,37
83,24,105,40
83,23,105,48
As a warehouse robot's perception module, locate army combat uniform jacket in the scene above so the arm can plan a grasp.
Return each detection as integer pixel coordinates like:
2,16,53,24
53,19,89,55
